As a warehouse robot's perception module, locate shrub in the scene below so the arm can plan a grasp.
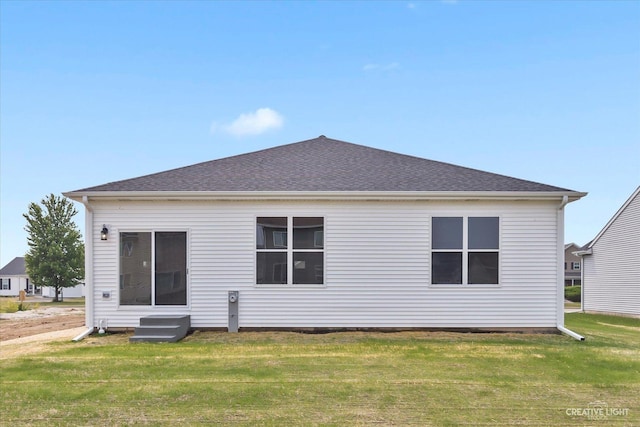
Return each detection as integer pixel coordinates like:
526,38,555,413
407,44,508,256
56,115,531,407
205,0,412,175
0,300,20,313
0,299,38,313
565,286,581,302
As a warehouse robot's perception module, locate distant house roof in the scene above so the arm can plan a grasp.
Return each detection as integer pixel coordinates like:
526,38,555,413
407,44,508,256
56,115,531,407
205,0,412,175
65,136,585,198
565,243,585,251
0,257,26,276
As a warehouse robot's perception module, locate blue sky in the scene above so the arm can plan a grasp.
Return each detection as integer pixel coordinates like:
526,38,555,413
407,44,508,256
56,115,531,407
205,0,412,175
1,1,639,266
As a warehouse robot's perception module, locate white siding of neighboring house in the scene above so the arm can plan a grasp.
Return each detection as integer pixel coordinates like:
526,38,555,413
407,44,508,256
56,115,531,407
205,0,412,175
41,284,85,298
87,199,562,329
0,276,28,297
583,189,640,317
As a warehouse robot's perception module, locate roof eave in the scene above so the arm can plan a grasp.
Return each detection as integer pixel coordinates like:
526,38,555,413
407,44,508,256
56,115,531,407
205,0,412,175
573,249,593,257
64,190,588,202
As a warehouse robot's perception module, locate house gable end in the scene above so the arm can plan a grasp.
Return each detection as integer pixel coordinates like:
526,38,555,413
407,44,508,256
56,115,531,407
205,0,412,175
587,186,640,250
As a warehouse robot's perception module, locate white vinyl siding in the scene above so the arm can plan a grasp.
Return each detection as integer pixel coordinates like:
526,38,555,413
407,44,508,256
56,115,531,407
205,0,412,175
583,190,640,316
0,276,35,297
88,199,561,328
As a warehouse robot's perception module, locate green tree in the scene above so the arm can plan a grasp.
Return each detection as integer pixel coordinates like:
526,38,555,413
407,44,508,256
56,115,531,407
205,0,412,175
24,194,85,302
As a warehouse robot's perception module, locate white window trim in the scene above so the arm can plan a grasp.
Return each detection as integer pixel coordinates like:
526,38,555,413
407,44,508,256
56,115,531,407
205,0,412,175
429,215,501,287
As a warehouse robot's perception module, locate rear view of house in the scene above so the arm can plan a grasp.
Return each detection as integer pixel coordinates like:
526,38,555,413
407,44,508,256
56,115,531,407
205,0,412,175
576,186,640,317
64,136,586,334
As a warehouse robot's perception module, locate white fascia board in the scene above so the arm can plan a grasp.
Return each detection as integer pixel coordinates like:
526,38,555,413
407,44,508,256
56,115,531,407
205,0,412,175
64,190,587,203
64,190,588,202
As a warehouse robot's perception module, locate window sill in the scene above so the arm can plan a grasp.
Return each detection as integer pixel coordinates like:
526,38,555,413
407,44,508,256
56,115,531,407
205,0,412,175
117,304,191,310
429,283,501,289
255,284,327,289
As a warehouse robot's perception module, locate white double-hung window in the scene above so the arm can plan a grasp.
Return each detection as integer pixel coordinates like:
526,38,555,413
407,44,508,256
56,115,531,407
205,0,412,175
431,216,499,285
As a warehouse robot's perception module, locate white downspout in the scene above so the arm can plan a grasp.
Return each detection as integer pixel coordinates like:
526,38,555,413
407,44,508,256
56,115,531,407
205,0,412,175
580,255,584,313
580,252,585,313
558,325,585,341
72,327,94,342
556,196,585,341
573,248,592,313
73,195,95,341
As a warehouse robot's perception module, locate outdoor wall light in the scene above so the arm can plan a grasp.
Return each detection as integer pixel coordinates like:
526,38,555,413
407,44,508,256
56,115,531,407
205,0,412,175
100,225,109,241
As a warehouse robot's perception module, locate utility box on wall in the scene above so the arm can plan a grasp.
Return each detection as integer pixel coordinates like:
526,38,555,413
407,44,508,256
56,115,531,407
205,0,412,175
228,291,239,333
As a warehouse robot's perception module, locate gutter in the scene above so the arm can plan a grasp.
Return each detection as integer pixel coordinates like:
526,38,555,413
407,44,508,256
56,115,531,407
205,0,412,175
572,248,592,256
64,190,589,203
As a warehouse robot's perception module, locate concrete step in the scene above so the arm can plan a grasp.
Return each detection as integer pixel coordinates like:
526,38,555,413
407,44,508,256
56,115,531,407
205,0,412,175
140,315,190,327
130,315,191,343
130,335,182,343
133,325,182,335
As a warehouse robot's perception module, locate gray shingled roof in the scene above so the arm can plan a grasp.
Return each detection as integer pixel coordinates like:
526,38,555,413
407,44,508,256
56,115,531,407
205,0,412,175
0,257,26,276
71,136,572,193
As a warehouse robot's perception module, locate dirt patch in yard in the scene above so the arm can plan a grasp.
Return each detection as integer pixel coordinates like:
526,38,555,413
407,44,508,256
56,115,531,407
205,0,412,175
0,306,85,342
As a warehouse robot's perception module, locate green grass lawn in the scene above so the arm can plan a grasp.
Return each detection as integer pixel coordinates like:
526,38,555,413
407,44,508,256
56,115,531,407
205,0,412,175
564,301,581,310
1,313,638,426
34,297,85,307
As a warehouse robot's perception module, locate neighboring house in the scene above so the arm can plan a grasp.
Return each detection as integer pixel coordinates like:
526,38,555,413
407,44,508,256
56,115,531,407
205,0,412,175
0,257,30,297
575,186,640,317
0,256,85,298
564,243,582,286
64,136,586,333
41,283,85,299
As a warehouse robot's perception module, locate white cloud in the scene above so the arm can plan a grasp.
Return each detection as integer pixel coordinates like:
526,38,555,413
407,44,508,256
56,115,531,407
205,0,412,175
211,108,284,137
363,62,400,72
